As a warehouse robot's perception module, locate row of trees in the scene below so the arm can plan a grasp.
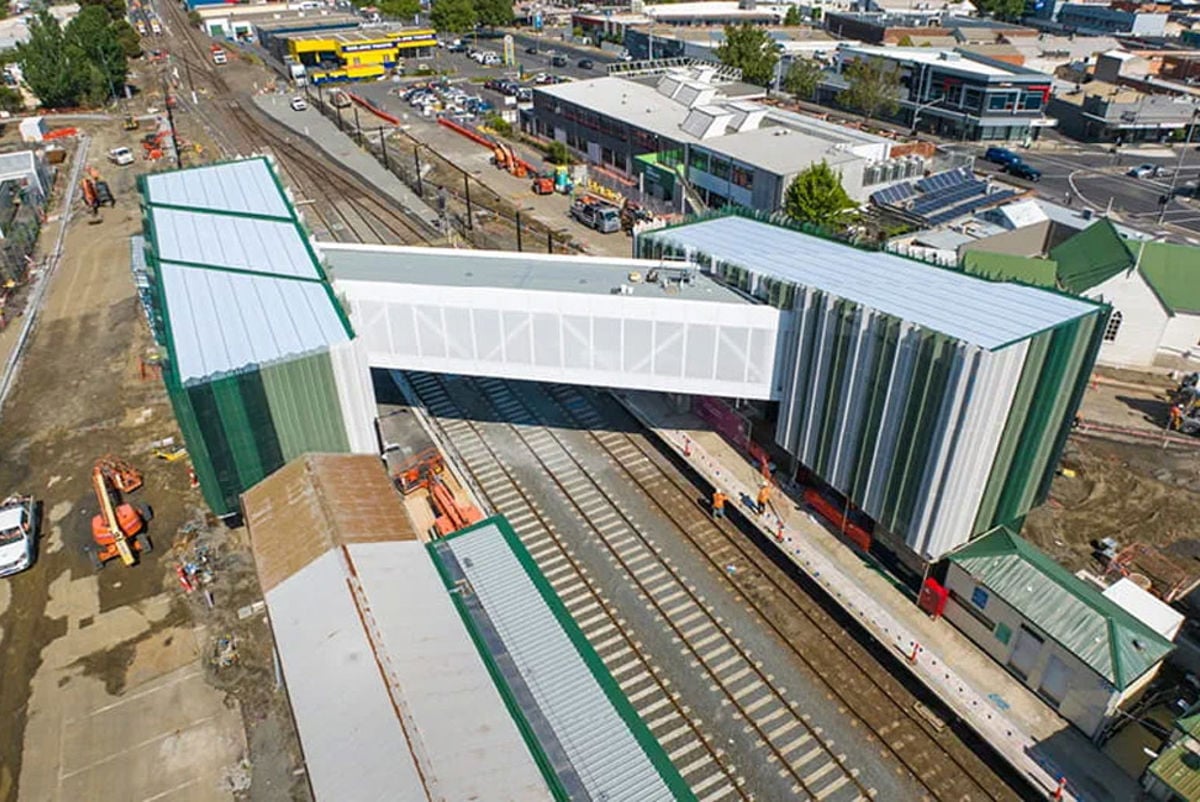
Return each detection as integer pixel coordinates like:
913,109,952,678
17,2,138,109
715,24,901,123
429,0,512,35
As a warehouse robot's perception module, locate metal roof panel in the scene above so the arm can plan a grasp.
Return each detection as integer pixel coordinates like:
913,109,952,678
159,260,348,384
142,158,292,219
150,206,319,279
643,214,1099,349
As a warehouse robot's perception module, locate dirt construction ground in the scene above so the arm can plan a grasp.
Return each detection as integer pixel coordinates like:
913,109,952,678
0,116,309,802
1025,368,1200,580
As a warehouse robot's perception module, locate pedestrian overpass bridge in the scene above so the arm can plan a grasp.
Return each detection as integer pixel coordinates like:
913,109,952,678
322,243,786,404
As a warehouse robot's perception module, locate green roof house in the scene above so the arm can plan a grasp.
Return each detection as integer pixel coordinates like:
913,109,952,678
944,529,1174,741
1049,220,1200,367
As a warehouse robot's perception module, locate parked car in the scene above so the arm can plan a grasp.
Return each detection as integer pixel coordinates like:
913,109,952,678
1006,161,1041,182
578,58,594,69
290,96,307,111
983,146,1020,166
0,495,35,578
525,45,539,54
570,199,621,234
551,54,568,67
1128,163,1162,179
107,146,134,166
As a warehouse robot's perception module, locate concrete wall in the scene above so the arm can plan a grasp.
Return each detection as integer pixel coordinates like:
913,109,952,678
943,562,1118,739
1085,270,1169,367
1159,312,1200,360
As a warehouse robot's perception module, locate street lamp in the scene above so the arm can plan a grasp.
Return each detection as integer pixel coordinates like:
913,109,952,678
909,97,942,137
1157,108,1200,226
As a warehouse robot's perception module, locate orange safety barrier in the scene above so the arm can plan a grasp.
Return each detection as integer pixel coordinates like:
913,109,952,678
803,488,871,552
345,91,401,126
44,127,78,141
438,116,537,175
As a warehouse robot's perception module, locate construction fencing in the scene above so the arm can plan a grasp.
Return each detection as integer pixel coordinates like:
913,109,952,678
306,88,587,254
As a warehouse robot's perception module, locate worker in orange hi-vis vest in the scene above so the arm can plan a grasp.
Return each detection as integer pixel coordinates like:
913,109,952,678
711,490,727,520
756,483,770,515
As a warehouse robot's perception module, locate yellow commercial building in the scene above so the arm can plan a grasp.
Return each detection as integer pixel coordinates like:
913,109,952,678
284,27,436,83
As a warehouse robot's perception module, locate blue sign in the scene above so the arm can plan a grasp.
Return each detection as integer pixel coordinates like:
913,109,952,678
971,586,989,610
533,12,543,31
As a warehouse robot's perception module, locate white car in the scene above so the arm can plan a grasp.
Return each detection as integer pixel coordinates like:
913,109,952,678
108,146,134,166
0,495,35,577
1127,163,1162,179
290,96,308,111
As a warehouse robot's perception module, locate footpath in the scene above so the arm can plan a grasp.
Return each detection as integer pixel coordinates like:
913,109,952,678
617,390,1140,802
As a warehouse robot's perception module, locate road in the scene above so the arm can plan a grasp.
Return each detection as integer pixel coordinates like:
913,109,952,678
970,142,1200,243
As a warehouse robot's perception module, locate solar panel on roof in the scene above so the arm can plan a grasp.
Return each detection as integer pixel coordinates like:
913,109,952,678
870,183,915,207
915,167,972,193
911,181,987,216
924,190,1017,226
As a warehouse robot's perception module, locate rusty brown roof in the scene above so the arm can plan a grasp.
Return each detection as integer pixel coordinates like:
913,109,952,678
243,453,415,592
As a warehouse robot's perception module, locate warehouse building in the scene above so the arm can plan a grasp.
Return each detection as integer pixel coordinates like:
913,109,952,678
942,529,1174,741
138,158,375,518
637,213,1106,563
279,26,436,83
243,456,687,801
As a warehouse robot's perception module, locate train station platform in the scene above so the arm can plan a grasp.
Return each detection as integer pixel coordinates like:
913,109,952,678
252,93,440,233
617,390,1140,802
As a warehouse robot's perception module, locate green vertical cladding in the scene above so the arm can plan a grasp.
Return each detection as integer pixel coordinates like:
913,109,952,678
187,381,251,515
260,351,350,461
166,378,226,514
974,336,1048,534
849,316,900,501
993,314,1098,524
814,301,855,477
1034,312,1103,504
210,373,272,489
886,333,953,535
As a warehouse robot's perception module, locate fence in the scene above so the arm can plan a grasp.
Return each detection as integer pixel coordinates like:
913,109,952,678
306,87,586,254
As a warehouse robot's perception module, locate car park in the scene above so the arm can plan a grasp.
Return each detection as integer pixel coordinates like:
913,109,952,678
983,146,1020,167
1005,161,1041,182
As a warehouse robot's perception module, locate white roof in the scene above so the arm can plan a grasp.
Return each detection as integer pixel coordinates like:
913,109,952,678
149,207,319,279
1103,578,1185,641
840,43,1017,77
642,215,1099,350
142,158,293,219
267,541,551,802
995,199,1050,230
159,261,348,384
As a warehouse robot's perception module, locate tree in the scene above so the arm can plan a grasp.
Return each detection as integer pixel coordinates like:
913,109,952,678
782,161,857,230
66,6,128,100
783,5,801,25
80,0,127,22
546,140,571,165
715,23,779,87
896,34,914,46
0,86,23,113
16,13,89,108
375,0,421,19
474,0,512,28
112,19,141,59
430,0,476,34
782,58,822,100
975,0,1026,21
837,57,900,124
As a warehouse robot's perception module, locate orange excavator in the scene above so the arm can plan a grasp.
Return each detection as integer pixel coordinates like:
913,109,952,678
89,456,151,569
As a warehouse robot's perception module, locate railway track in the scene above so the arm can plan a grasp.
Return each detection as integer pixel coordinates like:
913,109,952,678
404,372,1029,802
543,383,1027,802
402,371,891,802
150,0,433,246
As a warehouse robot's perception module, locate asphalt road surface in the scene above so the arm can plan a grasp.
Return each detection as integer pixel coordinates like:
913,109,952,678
972,142,1200,243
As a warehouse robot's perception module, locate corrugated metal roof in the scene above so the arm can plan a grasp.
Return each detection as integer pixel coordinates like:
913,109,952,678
142,158,293,219
1145,711,1200,802
246,458,552,802
443,520,678,802
149,206,319,279
642,214,1099,350
1137,241,1200,315
159,260,348,384
961,250,1058,288
1048,218,1133,293
948,529,1173,689
268,549,426,801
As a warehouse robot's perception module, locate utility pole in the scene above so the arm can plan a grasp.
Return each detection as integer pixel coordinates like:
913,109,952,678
379,127,389,169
